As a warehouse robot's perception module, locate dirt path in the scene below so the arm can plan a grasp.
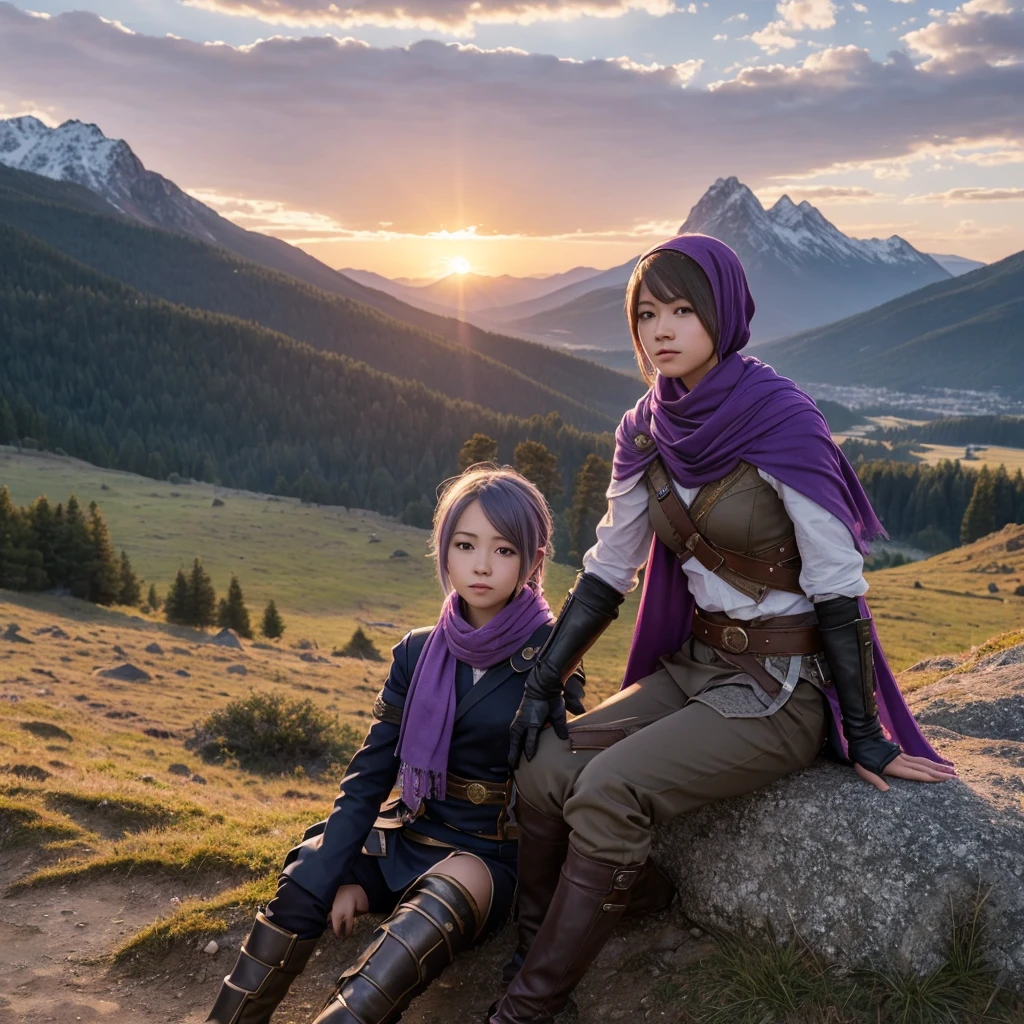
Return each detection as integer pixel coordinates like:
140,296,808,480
0,869,701,1024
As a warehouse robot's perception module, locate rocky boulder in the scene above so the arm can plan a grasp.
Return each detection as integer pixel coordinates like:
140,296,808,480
650,641,1024,991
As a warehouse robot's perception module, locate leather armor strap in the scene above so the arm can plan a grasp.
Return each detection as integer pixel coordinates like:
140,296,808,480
646,457,803,594
693,608,821,657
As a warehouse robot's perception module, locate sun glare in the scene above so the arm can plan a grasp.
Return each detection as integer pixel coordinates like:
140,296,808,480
449,256,471,275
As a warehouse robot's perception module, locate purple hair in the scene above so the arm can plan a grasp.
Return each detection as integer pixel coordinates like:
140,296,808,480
432,464,553,596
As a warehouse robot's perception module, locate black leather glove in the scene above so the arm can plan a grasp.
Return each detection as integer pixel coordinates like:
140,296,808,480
508,572,624,771
563,664,587,717
816,596,900,775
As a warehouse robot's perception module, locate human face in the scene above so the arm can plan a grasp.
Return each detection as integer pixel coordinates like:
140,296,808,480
636,280,718,389
447,499,525,629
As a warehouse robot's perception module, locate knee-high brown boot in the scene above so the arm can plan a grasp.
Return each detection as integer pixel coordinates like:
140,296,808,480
502,796,571,984
312,872,482,1023
206,912,319,1024
489,845,643,1024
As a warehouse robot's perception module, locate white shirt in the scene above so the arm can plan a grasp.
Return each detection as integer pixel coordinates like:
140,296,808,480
582,468,868,619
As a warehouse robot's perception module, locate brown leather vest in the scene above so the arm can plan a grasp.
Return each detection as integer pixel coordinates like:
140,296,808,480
646,460,802,602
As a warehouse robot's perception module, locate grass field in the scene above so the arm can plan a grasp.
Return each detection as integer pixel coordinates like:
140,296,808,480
914,443,1024,472
3,448,1024,1021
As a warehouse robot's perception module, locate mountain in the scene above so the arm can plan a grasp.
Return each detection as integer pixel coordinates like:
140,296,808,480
0,161,631,432
500,176,952,348
757,248,1024,394
0,119,643,423
0,222,610,520
341,266,602,316
929,253,987,277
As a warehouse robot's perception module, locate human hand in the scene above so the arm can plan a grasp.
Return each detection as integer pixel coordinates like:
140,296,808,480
329,883,369,938
854,752,957,792
508,693,568,772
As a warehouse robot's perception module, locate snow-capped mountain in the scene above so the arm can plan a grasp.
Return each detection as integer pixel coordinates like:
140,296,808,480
503,176,953,347
682,177,942,273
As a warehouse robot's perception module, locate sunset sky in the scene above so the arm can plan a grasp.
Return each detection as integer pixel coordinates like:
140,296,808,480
0,0,1021,279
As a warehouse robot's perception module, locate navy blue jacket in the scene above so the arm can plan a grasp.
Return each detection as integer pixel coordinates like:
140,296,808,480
282,622,570,906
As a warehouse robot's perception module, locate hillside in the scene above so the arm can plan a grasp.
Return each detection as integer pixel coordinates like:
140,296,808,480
2,453,1024,1022
0,225,611,519
758,249,1024,394
0,164,635,432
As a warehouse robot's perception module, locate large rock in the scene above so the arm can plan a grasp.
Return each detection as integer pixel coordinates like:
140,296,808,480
650,643,1024,991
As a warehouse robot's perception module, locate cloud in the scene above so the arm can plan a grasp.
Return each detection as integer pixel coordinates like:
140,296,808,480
0,3,1021,241
852,2,868,10
725,10,749,20
756,184,895,202
182,0,677,33
903,0,1024,70
750,0,837,52
906,186,1024,202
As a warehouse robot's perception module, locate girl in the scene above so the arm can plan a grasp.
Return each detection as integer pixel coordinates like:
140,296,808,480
207,465,582,1024
487,234,955,1024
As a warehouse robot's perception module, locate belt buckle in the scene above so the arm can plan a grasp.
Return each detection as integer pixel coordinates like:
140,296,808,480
465,782,488,805
721,626,750,654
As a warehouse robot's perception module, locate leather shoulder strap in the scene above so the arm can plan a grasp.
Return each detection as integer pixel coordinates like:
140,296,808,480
644,456,803,595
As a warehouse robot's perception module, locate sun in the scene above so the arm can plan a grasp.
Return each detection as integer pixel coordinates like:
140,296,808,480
448,256,471,275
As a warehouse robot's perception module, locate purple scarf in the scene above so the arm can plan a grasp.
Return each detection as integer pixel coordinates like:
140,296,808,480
615,233,944,763
397,585,553,811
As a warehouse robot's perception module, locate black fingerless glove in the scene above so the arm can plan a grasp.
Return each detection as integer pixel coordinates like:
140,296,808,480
816,596,900,775
508,573,624,771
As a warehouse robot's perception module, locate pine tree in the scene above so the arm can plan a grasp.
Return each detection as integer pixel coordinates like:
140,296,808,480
117,550,142,606
458,434,499,472
0,485,31,590
514,440,563,505
568,454,612,563
188,558,217,628
217,574,252,638
147,582,161,610
961,466,997,544
86,501,121,605
60,495,93,598
165,569,190,625
0,396,16,444
27,495,58,588
261,599,285,639
336,626,383,661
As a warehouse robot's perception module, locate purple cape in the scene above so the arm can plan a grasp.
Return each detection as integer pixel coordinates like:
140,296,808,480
616,233,944,763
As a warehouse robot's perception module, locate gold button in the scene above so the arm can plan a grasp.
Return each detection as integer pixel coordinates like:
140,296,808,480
465,782,488,805
634,433,652,449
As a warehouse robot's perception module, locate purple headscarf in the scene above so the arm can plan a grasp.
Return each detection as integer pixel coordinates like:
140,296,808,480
397,586,553,812
616,233,943,763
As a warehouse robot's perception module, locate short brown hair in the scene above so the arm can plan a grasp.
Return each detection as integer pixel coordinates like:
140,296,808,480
624,250,719,386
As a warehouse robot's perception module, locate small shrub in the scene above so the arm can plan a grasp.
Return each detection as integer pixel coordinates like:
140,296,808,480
334,627,383,661
186,692,361,775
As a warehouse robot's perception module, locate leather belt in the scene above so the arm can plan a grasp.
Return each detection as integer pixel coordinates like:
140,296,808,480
693,608,820,656
445,773,509,806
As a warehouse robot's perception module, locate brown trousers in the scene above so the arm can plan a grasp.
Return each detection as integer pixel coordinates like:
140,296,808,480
515,641,828,866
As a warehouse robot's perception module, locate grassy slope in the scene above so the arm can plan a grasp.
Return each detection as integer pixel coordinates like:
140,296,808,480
3,449,1024,978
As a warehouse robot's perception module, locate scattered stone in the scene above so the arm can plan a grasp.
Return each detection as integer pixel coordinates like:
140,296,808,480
988,582,1000,594
906,653,966,673
113,644,127,657
212,628,243,649
3,764,52,782
171,646,191,656
94,663,152,682
282,789,322,800
34,688,53,697
365,622,398,629
33,625,70,639
190,773,208,785
368,533,380,544
913,580,923,589
168,763,192,777
145,642,165,655
211,497,225,507
105,710,139,719
143,728,175,740
139,774,156,784
176,669,192,678
688,927,703,940
226,664,248,676
299,652,330,664
204,940,219,955
1006,535,1024,553
389,549,409,559
651,926,687,952
2,623,32,644
1015,585,1024,597
19,721,73,742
